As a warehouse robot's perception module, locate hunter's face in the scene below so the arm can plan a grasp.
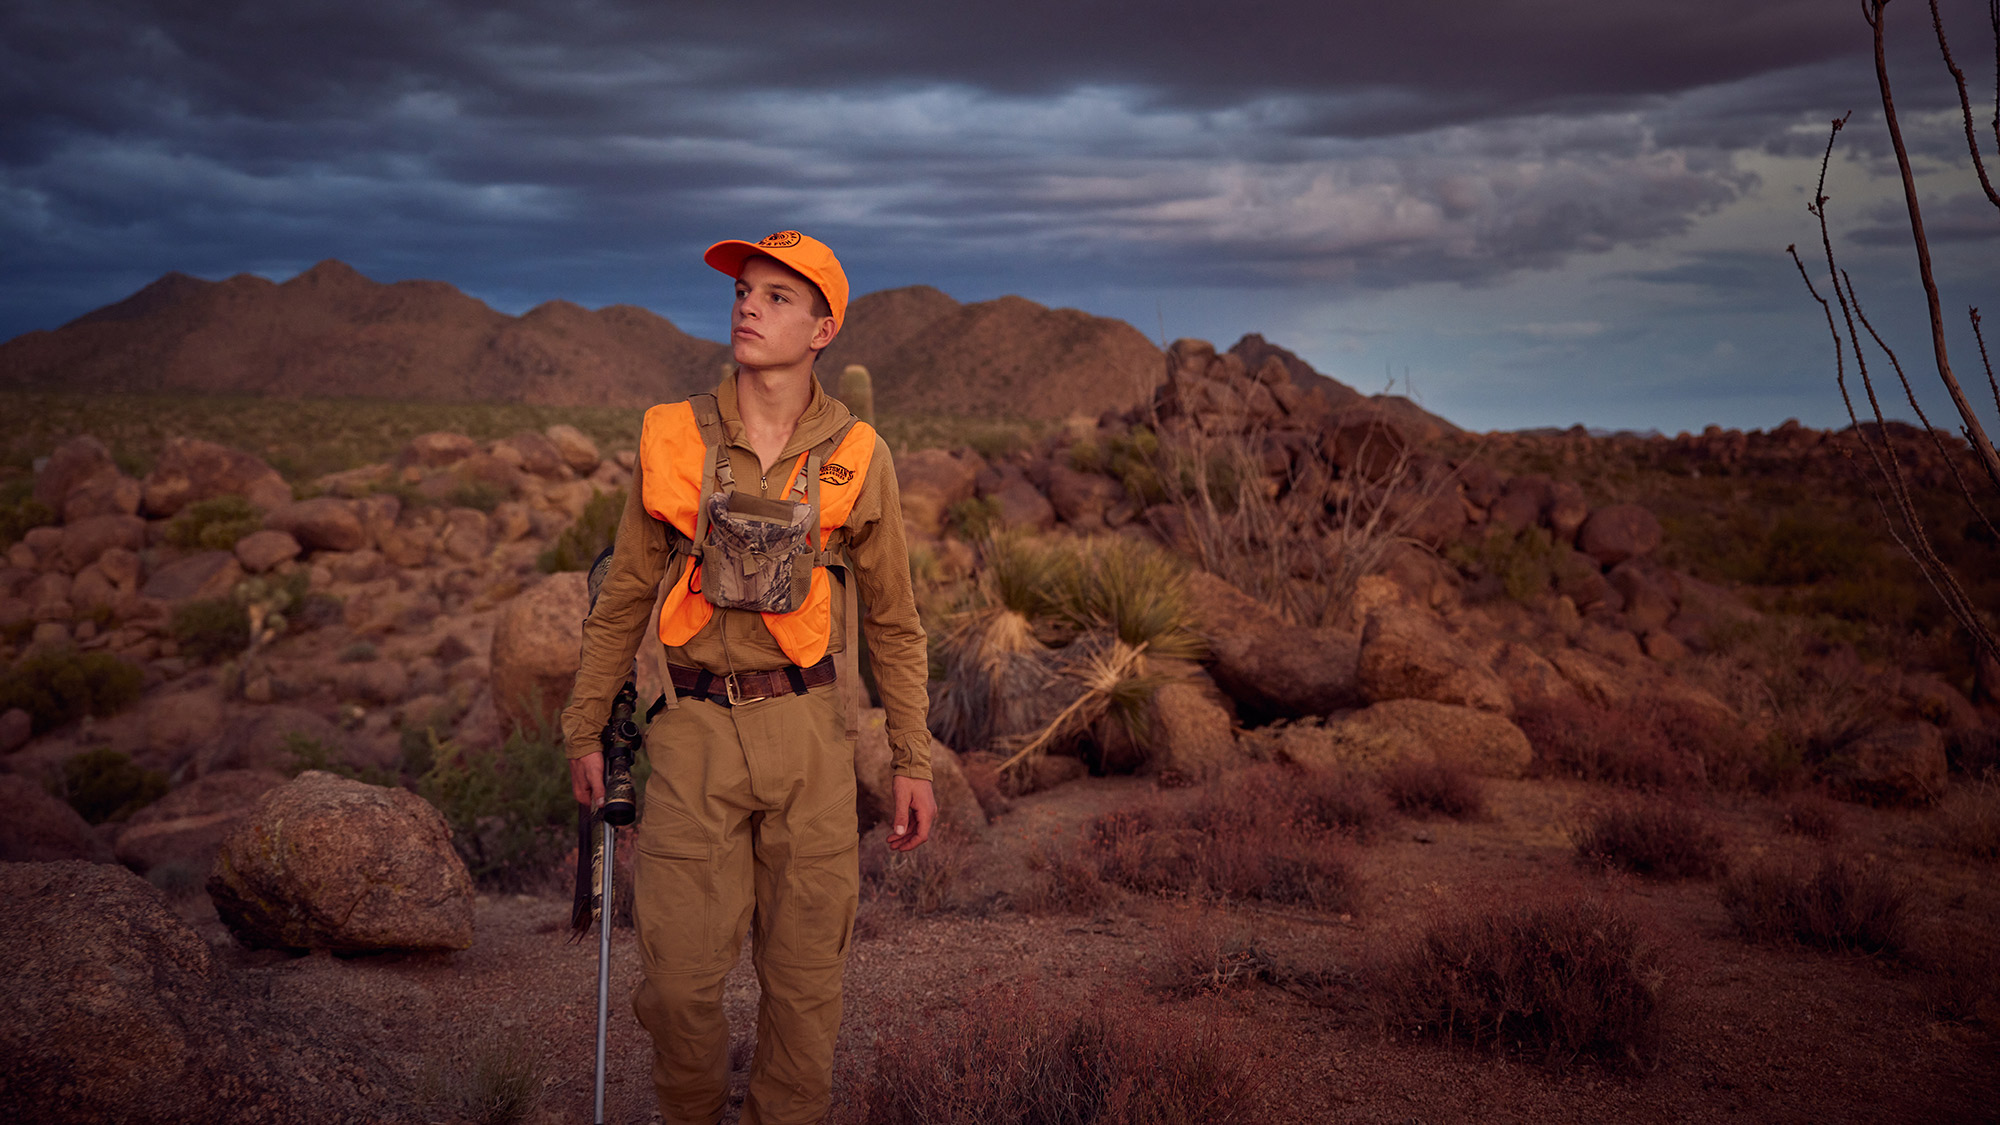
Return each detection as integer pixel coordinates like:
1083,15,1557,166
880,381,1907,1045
731,256,835,370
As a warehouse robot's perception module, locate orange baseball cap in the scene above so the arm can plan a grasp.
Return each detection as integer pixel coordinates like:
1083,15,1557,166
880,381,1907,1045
703,230,849,333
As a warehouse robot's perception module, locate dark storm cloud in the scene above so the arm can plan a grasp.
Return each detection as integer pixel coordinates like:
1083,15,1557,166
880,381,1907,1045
0,0,1990,348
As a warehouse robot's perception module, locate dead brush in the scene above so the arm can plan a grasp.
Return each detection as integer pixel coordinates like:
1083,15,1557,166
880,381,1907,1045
1718,852,1915,956
1572,798,1728,880
1516,696,1735,790
862,985,1257,1125
1372,897,1670,1071
1154,908,1275,996
1379,757,1486,819
1933,775,2000,861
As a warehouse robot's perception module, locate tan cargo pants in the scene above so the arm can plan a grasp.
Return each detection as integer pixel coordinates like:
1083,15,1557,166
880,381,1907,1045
631,681,859,1125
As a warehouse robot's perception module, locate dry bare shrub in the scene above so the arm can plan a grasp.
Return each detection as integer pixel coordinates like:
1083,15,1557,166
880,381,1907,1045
1779,792,1846,840
1379,757,1487,819
864,831,969,916
863,987,1256,1125
1016,838,1117,915
1718,853,1914,956
1155,909,1275,996
1572,799,1727,880
1933,775,2000,860
1373,897,1669,1071
1084,769,1367,912
1916,941,1999,1027
1516,697,1694,790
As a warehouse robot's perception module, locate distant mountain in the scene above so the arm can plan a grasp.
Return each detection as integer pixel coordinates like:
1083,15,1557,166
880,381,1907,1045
0,263,1452,432
0,261,728,407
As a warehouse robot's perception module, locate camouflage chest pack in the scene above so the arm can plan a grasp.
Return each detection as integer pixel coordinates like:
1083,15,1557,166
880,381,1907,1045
686,392,858,613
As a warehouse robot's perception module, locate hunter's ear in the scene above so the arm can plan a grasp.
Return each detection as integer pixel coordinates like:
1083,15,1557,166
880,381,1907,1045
811,317,838,351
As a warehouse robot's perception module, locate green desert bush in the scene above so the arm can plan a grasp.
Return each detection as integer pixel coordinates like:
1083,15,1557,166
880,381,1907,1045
60,747,167,824
0,648,144,734
1374,897,1668,1070
416,725,577,888
171,597,251,662
0,476,54,547
1718,853,1914,956
165,494,262,551
1572,799,1727,880
864,987,1256,1125
536,488,623,573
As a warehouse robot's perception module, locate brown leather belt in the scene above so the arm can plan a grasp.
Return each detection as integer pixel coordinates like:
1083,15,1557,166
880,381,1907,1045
668,655,836,707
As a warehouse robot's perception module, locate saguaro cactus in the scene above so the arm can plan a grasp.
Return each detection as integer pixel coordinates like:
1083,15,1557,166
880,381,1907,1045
838,364,876,426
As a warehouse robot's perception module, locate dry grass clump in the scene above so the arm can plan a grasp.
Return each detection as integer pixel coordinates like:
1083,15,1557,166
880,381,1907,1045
1718,853,1915,956
1932,776,2000,861
415,1035,545,1125
1379,757,1486,820
863,987,1256,1125
1778,792,1845,840
1373,897,1669,1071
1083,767,1366,912
1516,694,1767,791
1572,799,1728,880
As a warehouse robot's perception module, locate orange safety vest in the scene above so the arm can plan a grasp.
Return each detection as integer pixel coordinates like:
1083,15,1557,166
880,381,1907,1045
638,394,877,668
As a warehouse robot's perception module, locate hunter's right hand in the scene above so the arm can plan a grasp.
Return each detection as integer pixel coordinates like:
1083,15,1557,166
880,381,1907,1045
570,751,605,808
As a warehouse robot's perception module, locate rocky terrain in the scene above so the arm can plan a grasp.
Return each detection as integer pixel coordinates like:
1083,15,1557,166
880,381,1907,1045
2,333,1997,1122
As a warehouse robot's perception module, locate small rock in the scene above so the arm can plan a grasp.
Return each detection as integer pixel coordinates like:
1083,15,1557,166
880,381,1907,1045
1276,699,1533,779
57,513,146,573
207,771,474,952
495,430,566,477
399,431,478,468
232,529,301,573
1824,722,1947,806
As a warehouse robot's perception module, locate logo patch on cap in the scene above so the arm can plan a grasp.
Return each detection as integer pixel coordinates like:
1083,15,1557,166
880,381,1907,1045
758,231,803,248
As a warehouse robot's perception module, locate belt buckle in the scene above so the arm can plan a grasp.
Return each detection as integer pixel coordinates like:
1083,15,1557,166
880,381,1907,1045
723,672,768,707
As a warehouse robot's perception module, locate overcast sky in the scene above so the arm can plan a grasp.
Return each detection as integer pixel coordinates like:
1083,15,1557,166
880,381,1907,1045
4,0,1997,434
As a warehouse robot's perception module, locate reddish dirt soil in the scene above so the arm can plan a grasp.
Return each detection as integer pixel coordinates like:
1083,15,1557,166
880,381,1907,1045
172,773,1999,1124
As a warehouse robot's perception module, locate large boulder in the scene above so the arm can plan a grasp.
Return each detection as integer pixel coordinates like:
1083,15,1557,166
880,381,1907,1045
490,571,588,733
207,771,473,952
139,436,292,518
1045,464,1124,529
853,709,986,840
233,528,302,573
263,497,368,552
898,448,984,508
61,471,143,522
493,430,567,477
0,861,385,1123
1478,639,1578,708
1578,504,1664,567
545,423,602,474
1357,605,1513,714
0,774,114,863
113,769,288,875
141,550,242,602
1274,699,1534,779
977,464,1057,531
1139,679,1241,781
34,435,118,513
1188,570,1364,720
1609,562,1676,634
400,431,479,467
1824,722,1948,806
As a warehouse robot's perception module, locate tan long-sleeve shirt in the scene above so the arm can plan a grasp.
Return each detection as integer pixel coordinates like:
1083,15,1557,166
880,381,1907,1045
559,374,933,779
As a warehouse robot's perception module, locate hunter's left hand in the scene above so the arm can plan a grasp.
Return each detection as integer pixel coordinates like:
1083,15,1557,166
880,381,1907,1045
887,776,935,852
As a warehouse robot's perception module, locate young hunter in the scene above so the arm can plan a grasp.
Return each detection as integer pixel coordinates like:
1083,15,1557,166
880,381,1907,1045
562,230,935,1124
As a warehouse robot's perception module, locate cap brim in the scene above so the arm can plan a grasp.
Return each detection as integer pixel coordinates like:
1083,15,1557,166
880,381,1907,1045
703,240,759,277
